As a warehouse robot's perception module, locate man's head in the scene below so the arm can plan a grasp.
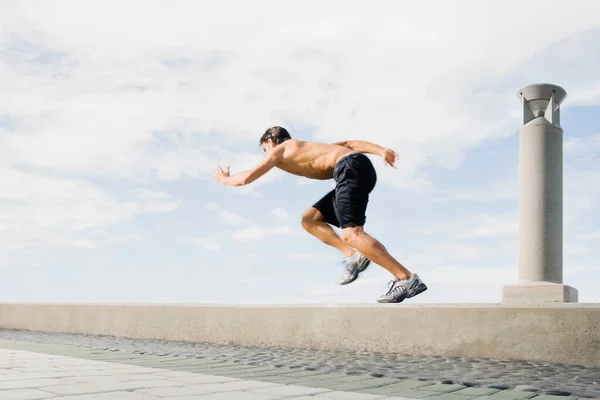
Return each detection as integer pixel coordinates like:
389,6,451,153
259,126,291,153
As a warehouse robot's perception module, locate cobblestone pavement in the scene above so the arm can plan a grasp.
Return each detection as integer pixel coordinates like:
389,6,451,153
0,329,599,399
0,347,421,399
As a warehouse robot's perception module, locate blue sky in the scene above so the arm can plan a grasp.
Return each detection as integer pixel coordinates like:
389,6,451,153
1,0,599,304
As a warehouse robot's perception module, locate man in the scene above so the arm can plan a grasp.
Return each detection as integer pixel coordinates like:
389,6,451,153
212,126,427,303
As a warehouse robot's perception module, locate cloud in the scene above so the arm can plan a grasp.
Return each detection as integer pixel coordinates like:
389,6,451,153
2,0,600,192
232,226,294,243
286,251,337,262
416,228,436,236
418,212,518,240
0,168,178,230
564,134,600,154
452,176,517,202
458,213,518,239
1,1,600,305
182,235,221,251
218,210,249,226
270,208,289,220
426,265,515,286
296,177,315,185
564,242,588,256
87,231,141,246
202,203,248,226
0,167,177,257
579,231,600,241
372,157,435,193
199,203,302,245
200,203,300,244
564,166,600,226
403,243,497,267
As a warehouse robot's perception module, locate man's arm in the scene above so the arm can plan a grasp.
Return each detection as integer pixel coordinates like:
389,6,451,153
212,148,281,186
334,140,399,168
333,140,385,155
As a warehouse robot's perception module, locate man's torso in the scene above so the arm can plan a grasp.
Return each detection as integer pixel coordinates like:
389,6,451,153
275,140,354,180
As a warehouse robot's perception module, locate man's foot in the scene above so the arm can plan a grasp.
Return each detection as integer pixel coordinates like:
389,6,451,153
339,252,371,285
376,273,427,303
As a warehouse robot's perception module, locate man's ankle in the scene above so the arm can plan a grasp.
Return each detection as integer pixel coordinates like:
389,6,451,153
395,272,413,281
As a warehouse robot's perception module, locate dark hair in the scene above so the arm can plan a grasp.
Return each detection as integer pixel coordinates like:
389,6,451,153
259,126,291,146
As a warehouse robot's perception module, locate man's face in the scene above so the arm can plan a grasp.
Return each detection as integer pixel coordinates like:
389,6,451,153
261,139,274,154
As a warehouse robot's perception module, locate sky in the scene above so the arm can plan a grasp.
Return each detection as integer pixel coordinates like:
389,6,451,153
1,0,599,305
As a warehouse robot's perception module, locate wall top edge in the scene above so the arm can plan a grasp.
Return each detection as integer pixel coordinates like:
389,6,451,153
0,302,598,309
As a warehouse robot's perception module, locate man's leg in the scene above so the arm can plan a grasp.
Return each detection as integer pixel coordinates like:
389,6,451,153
302,190,371,285
301,207,355,258
341,226,410,279
334,153,426,302
341,226,427,303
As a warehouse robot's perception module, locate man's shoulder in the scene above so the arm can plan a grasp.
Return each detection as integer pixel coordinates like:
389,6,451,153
291,139,334,147
280,139,339,151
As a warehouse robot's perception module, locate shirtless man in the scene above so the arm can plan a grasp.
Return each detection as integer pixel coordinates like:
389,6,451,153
212,126,427,303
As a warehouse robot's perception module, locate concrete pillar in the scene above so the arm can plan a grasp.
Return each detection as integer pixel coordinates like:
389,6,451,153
502,83,578,303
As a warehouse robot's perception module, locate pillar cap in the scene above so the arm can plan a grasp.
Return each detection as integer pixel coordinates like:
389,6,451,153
517,83,566,127
517,83,566,105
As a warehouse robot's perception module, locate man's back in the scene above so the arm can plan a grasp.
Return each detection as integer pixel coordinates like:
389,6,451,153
275,139,354,180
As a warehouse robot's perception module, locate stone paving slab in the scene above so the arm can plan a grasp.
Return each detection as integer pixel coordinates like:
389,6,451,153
0,339,598,400
4,328,600,398
281,376,381,389
323,380,402,391
0,346,447,400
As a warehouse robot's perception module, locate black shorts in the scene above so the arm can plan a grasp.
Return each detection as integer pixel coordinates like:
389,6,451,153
312,152,377,229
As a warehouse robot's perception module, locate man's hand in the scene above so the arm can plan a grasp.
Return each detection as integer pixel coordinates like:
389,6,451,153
212,163,231,184
380,148,399,168
211,148,279,187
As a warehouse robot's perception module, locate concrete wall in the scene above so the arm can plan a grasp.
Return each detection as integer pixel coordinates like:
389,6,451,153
0,303,598,367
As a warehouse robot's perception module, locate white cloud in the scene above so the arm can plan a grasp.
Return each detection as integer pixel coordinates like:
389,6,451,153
0,170,178,230
218,210,249,226
202,203,248,226
457,213,518,239
372,157,435,192
426,265,515,286
580,231,600,241
2,0,600,190
183,235,221,251
416,228,436,236
404,243,497,266
232,226,294,243
1,1,600,304
564,242,589,256
564,167,600,226
452,176,517,202
0,168,176,256
286,251,337,262
296,177,315,185
270,208,289,220
88,231,141,246
201,203,299,243
419,212,518,240
564,134,600,154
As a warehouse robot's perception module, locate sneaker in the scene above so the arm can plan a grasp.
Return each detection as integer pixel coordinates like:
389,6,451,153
339,252,371,285
376,273,427,303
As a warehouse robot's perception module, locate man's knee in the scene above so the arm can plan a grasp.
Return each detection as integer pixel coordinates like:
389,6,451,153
341,226,361,246
301,208,322,231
